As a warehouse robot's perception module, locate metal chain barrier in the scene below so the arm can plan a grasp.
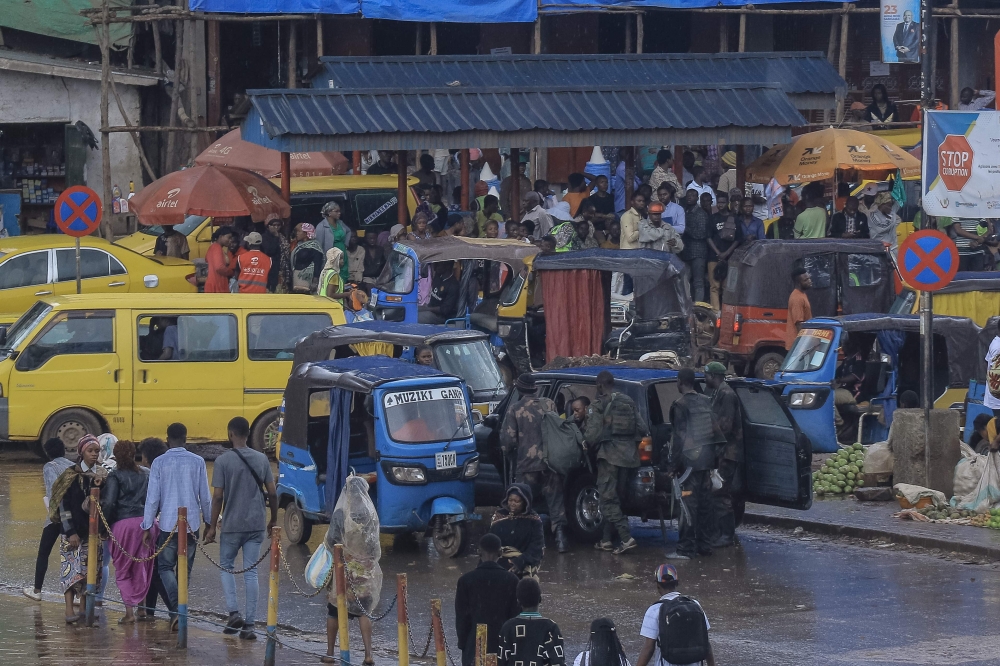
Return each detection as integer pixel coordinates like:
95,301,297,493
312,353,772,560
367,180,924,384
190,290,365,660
195,537,270,575
276,540,333,597
404,587,435,658
439,615,461,666
95,502,176,563
348,577,398,622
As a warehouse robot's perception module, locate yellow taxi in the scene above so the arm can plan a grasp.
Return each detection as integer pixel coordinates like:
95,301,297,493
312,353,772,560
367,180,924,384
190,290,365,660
0,293,347,458
115,174,421,257
0,235,196,326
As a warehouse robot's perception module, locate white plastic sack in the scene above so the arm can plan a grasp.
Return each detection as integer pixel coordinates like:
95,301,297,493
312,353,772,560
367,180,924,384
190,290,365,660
953,451,1000,512
865,441,894,475
893,483,948,509
325,475,382,615
952,443,987,503
305,542,333,589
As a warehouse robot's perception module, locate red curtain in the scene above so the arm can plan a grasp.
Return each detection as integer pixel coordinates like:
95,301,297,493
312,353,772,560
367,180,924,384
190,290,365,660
543,269,607,360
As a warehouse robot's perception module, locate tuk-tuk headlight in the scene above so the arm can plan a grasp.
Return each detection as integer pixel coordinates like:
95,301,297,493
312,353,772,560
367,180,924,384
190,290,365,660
463,457,480,479
497,324,511,337
789,391,819,408
391,466,426,483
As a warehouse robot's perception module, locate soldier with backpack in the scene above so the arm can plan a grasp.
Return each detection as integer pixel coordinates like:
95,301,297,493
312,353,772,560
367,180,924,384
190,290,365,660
635,564,715,666
584,371,648,555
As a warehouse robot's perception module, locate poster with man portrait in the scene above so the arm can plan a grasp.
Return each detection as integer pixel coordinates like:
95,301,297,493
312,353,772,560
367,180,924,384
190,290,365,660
881,1,920,64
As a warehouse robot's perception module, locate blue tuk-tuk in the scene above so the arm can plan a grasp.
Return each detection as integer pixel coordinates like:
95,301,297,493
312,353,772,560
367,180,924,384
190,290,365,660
277,356,479,556
292,321,507,415
961,316,999,442
774,314,978,453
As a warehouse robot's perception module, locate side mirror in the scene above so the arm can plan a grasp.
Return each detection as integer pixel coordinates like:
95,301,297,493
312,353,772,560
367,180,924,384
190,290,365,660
471,410,484,425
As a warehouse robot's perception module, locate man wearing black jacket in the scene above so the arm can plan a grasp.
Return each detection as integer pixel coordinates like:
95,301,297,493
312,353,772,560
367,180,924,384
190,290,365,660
830,197,870,239
455,534,520,666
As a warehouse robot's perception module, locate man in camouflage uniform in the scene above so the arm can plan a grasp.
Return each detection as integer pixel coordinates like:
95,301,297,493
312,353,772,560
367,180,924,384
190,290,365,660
704,362,743,548
499,374,569,553
583,370,647,555
666,368,726,560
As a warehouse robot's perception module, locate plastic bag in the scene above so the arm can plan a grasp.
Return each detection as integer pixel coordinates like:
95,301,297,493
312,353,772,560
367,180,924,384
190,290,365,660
952,443,987,503
305,542,333,589
865,441,894,475
325,475,382,615
953,451,1000,512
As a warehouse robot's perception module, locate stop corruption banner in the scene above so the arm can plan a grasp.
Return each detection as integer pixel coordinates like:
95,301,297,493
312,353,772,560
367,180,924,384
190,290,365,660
922,110,1000,218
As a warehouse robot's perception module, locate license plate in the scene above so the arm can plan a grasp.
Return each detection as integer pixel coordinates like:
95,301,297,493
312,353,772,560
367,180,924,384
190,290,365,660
435,451,457,470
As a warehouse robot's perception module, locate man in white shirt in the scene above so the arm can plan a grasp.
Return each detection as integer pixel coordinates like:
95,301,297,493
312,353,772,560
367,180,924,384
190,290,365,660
636,564,715,666
686,166,716,209
959,88,996,111
985,319,1000,416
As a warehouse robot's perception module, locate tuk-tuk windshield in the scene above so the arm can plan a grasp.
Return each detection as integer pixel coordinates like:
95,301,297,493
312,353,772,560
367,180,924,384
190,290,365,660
434,340,503,392
780,328,835,372
376,249,415,294
383,386,472,443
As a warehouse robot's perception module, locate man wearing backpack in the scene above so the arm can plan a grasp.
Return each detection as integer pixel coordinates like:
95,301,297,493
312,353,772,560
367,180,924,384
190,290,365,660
636,564,715,666
584,370,648,555
500,374,570,553
665,369,726,560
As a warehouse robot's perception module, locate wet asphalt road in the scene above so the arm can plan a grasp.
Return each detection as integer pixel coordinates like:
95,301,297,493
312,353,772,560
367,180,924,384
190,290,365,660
3,448,1000,666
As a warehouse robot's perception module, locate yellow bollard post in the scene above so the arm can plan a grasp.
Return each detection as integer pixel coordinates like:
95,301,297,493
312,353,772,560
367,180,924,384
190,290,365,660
397,574,409,666
431,599,446,666
485,653,498,666
264,526,282,666
176,507,188,649
476,624,488,666
85,487,100,627
334,544,351,665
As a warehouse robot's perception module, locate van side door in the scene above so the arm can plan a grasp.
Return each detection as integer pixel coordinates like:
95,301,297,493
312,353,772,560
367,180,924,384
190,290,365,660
730,379,812,510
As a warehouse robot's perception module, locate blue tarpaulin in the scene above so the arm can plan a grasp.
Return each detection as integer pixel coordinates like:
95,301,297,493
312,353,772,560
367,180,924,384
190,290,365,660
325,388,353,514
189,0,358,13
539,0,849,9
363,0,536,23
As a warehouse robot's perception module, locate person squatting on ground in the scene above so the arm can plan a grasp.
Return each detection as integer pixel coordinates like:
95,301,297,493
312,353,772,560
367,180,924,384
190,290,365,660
584,371,647,555
665,369,726,560
490,484,546,579
203,416,278,640
500,373,570,553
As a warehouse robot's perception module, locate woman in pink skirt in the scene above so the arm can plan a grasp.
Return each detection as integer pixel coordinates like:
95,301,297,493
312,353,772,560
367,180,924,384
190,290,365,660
100,440,158,624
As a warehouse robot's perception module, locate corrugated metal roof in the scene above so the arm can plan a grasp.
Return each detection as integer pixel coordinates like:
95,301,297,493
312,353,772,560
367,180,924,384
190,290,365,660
311,53,846,109
242,83,805,152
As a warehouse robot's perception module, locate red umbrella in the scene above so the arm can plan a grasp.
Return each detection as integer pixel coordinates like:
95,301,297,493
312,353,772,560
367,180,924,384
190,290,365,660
130,165,291,226
194,128,349,177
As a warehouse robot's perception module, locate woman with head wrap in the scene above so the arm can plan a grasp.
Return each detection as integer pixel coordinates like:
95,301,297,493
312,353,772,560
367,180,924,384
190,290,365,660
291,223,325,294
574,618,631,666
868,191,900,258
261,214,292,293
316,201,351,284
318,247,347,301
489,484,545,579
94,433,117,605
406,212,435,240
48,435,106,623
100,440,158,624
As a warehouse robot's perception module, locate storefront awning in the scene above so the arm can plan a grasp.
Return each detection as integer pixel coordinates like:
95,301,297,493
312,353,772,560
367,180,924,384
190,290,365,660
241,82,806,152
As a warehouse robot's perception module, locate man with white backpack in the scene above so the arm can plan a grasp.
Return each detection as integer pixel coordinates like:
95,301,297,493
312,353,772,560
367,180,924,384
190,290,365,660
635,564,715,666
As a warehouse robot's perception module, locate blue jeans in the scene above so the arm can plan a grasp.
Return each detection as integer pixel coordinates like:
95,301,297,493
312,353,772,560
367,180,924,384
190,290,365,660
219,530,265,625
156,529,198,620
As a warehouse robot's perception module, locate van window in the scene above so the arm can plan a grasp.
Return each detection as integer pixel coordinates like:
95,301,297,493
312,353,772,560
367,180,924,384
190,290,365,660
383,386,471,444
724,264,739,293
803,255,832,289
780,328,834,372
16,311,114,371
554,382,598,417
247,313,333,360
734,385,791,427
648,381,684,425
137,314,238,362
376,249,415,294
846,254,882,287
354,191,400,230
56,248,126,281
0,251,49,290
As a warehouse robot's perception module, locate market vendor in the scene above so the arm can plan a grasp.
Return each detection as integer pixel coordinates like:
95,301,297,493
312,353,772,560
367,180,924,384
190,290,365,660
489,484,545,579
834,372,864,445
969,414,997,455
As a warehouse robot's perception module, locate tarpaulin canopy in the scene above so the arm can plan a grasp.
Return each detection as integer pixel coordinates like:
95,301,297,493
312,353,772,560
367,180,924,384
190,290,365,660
293,322,487,367
392,236,540,276
313,53,846,111
361,0,535,22
540,0,850,9
241,82,804,152
189,0,359,13
837,314,980,390
1,0,130,46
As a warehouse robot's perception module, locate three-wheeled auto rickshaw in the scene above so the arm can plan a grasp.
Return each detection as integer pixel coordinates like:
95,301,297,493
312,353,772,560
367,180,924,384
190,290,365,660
961,315,999,442
476,364,812,540
496,249,695,373
277,356,479,556
292,321,507,415
717,240,896,379
892,272,1000,327
774,314,979,453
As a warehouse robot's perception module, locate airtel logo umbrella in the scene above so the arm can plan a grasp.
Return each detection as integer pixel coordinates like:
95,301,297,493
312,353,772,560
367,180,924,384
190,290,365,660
195,128,349,178
130,165,291,226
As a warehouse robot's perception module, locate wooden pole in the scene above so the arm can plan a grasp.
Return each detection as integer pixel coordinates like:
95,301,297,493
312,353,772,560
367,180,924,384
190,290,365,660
950,0,960,108
624,14,632,54
510,147,521,222
735,145,745,192
637,12,644,54
165,20,184,173
416,23,423,56
719,15,728,53
430,23,438,55
624,146,635,205
738,12,746,52
288,20,297,89
837,5,850,122
317,16,324,58
460,149,470,210
397,574,410,666
475,624,488,666
533,14,542,54
353,150,362,175
99,0,113,239
397,150,409,226
281,152,291,202
152,19,162,76
207,20,221,128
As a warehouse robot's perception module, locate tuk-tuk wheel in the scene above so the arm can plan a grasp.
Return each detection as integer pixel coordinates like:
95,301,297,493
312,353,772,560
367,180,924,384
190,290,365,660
753,352,786,380
432,519,466,558
284,504,313,545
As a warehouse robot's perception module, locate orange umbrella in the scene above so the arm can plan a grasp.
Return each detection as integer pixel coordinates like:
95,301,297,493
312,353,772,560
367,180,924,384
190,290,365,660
746,128,921,185
130,165,291,226
195,128,349,178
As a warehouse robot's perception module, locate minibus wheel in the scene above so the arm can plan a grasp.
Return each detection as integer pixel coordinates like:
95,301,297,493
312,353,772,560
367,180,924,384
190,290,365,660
41,409,102,461
283,504,313,544
251,410,279,458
